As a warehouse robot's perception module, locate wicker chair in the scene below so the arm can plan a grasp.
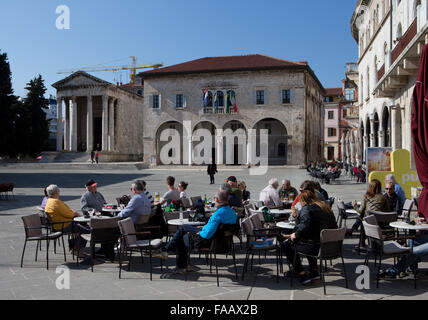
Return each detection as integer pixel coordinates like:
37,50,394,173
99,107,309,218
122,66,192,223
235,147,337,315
21,214,65,270
117,218,164,280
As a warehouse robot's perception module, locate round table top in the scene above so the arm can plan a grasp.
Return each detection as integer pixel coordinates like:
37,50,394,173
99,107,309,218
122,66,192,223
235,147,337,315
345,209,359,215
276,221,296,230
256,209,292,216
390,221,428,231
102,207,122,213
74,216,91,223
167,219,205,226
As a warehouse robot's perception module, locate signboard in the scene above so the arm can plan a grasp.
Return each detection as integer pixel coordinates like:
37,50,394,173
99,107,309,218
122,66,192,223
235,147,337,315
368,149,422,199
367,147,392,174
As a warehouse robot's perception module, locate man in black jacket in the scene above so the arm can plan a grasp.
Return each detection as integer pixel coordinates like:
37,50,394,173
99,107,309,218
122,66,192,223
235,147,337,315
384,181,402,216
207,161,217,184
282,191,337,284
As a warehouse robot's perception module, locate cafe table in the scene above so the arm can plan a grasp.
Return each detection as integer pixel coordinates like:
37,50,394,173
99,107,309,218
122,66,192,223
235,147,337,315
167,219,206,227
102,206,122,216
256,208,292,217
389,221,428,232
276,221,296,230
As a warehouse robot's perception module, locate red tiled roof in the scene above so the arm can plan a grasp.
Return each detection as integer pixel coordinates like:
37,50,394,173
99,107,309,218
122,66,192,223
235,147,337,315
325,88,343,96
139,54,308,77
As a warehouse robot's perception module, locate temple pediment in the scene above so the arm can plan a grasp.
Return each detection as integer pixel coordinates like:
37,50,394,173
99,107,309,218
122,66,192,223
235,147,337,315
52,71,111,89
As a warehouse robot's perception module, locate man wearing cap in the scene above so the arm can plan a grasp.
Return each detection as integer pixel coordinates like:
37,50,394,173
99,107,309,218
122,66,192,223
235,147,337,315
227,176,243,200
80,179,107,214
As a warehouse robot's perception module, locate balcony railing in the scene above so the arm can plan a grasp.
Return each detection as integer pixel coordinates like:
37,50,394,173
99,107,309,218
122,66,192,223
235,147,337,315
391,18,418,64
346,63,358,73
203,107,237,114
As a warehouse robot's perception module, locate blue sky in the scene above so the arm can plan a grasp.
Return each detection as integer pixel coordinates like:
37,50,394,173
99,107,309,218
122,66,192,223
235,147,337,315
0,0,358,98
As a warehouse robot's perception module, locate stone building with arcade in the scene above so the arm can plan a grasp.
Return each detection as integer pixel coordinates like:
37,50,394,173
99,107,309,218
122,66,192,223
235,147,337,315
52,54,326,166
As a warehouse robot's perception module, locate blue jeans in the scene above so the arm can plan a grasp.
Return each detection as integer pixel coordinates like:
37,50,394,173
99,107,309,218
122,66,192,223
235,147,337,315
395,236,428,272
165,225,206,268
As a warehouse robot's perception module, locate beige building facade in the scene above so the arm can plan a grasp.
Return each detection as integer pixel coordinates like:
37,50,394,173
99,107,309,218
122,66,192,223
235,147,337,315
139,55,325,166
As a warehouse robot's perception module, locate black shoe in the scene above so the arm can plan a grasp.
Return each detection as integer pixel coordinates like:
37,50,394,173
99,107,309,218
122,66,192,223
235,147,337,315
308,270,320,281
299,273,312,285
284,270,299,278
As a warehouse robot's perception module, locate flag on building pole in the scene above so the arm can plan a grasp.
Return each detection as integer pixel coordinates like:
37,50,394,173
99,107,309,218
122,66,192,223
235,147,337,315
214,91,219,113
230,90,237,113
225,90,230,114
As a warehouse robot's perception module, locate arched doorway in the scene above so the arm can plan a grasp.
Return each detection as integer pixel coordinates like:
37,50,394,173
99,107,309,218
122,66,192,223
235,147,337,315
366,117,371,148
253,118,288,165
373,112,380,147
155,121,183,165
382,106,390,147
193,121,216,165
223,120,246,165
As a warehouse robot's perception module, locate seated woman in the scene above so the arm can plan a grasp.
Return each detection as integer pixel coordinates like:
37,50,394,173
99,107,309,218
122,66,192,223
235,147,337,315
238,180,250,202
178,181,188,199
347,179,390,243
44,184,90,258
282,190,337,285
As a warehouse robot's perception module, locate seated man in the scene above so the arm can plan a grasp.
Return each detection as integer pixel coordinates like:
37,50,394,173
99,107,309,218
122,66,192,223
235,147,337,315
385,174,406,206
118,181,151,224
44,184,90,258
279,179,298,201
80,179,107,214
157,190,237,273
221,183,243,208
226,176,243,200
384,234,428,277
314,181,329,202
156,176,181,206
384,181,402,215
259,178,282,208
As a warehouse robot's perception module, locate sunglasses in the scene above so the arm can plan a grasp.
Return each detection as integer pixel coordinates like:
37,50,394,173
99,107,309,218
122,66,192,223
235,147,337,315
385,188,393,190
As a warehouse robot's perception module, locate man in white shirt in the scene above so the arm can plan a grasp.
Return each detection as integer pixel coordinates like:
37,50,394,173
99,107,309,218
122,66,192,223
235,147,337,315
259,178,282,207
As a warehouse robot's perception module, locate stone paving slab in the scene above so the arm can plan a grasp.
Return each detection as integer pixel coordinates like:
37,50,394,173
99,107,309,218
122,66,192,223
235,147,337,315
0,167,427,300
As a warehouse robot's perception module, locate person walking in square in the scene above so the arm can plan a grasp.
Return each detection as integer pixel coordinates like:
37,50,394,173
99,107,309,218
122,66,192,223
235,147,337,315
95,151,99,164
90,150,95,164
207,161,217,185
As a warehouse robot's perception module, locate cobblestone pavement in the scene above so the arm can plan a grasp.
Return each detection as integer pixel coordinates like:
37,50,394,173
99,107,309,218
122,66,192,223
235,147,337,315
1,166,427,300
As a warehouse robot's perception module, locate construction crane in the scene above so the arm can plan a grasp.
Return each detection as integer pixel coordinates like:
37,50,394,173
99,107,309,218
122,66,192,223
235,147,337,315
57,56,163,84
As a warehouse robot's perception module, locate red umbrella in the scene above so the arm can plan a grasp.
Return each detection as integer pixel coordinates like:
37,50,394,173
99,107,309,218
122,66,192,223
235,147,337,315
411,44,428,219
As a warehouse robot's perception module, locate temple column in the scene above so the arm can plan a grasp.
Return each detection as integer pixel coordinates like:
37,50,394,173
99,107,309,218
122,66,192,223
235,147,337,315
102,95,108,151
56,97,63,151
70,96,78,152
216,129,223,165
378,130,385,147
108,98,115,151
86,95,93,152
64,99,70,151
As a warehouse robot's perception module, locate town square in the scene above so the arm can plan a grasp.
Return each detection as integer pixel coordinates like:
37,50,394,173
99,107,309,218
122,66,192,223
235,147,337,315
0,0,428,306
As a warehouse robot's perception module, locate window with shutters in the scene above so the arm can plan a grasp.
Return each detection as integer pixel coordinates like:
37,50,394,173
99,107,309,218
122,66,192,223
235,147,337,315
328,128,337,137
176,94,184,109
152,94,160,109
282,89,292,104
256,90,265,105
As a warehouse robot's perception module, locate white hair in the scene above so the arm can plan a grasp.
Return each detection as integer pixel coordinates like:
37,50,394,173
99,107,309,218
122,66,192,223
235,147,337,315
269,178,279,186
46,185,60,197
385,174,396,183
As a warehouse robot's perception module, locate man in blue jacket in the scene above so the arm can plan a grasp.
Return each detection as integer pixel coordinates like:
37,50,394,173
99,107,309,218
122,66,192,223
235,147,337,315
157,189,237,273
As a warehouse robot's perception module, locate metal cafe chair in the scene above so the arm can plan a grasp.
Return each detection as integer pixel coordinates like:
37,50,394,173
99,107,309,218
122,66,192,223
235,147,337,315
21,214,65,270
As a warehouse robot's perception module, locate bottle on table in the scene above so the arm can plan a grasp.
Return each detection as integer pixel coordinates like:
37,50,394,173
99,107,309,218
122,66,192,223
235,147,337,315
179,207,184,221
204,194,208,205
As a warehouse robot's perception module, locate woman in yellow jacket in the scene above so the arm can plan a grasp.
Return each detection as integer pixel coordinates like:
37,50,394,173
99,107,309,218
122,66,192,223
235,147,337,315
44,185,90,258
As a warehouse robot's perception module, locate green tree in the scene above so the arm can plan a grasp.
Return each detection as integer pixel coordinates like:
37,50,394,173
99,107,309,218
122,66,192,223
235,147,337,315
0,50,19,157
22,75,49,157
